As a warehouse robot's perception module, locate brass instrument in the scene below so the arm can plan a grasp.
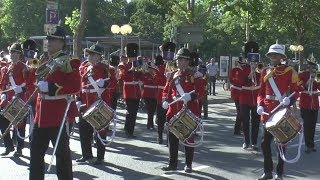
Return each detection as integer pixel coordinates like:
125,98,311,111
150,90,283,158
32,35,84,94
27,58,40,69
249,62,258,86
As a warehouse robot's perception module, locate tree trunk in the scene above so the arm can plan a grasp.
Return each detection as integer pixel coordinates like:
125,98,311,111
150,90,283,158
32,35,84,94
73,0,88,59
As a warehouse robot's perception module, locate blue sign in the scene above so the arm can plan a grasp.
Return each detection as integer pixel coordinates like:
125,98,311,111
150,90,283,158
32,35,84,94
247,53,260,62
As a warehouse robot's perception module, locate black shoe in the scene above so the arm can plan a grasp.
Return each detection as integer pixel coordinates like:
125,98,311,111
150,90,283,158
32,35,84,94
257,173,273,180
312,148,317,152
184,165,192,173
76,156,93,162
305,147,312,154
1,147,14,156
251,144,259,151
93,159,103,165
157,138,163,144
161,165,177,171
242,143,249,149
13,150,22,157
275,174,283,180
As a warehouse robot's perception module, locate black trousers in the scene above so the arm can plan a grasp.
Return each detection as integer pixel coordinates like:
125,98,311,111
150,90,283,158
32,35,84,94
29,125,73,180
240,104,260,145
111,92,119,110
261,127,285,175
143,98,157,128
124,98,140,135
234,100,242,133
79,118,106,160
301,108,318,148
168,131,194,168
156,104,166,139
13,125,25,151
208,76,216,95
0,115,14,150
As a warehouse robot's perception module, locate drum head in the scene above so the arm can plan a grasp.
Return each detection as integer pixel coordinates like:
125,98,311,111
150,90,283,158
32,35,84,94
83,100,101,117
266,108,287,128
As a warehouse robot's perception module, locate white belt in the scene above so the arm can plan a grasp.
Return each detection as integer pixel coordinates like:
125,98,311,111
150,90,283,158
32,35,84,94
124,81,139,85
301,91,319,95
158,86,165,89
10,82,26,88
82,89,98,93
265,95,280,101
242,85,261,90
231,85,242,90
144,85,157,88
39,94,72,100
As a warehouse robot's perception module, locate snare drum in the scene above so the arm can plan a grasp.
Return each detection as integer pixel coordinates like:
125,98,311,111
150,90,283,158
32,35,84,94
82,100,115,131
1,97,30,124
266,108,301,144
167,107,202,143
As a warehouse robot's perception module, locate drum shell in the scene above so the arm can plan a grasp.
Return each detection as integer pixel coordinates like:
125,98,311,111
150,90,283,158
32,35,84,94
82,100,115,131
266,109,301,144
1,97,30,124
168,107,200,142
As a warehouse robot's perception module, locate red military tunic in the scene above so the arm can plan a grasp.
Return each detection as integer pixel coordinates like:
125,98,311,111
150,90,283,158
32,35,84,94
0,61,28,109
79,61,117,109
229,66,242,101
238,64,261,106
162,69,205,118
298,71,320,110
118,62,142,99
155,65,167,105
34,52,81,128
141,71,157,99
257,65,303,122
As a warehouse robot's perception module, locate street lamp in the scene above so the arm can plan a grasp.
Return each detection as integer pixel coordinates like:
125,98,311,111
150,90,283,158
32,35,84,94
289,44,304,62
111,24,132,56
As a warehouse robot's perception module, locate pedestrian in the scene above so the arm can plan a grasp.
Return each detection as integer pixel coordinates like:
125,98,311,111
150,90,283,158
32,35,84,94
206,58,219,95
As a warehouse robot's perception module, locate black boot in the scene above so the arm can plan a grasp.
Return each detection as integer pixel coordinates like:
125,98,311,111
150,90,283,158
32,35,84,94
1,147,14,156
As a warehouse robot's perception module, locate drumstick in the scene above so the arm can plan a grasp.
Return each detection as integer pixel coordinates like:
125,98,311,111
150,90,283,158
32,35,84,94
168,90,195,106
262,112,270,116
270,92,295,114
82,78,110,88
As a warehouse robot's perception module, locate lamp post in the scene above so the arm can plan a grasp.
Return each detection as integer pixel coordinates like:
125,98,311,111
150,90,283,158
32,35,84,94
111,24,132,56
290,44,304,71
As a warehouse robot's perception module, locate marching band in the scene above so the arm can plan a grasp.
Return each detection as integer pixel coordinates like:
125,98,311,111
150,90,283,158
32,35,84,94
0,25,319,180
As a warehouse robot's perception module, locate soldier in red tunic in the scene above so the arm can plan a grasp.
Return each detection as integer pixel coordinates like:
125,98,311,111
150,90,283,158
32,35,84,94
238,57,261,150
109,55,120,110
161,48,205,173
298,58,319,153
229,57,244,135
76,44,117,165
0,43,28,156
29,26,81,180
118,43,142,138
256,44,302,180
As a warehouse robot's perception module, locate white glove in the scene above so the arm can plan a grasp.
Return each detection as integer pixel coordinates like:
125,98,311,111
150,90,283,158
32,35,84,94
0,94,6,101
181,93,191,104
162,101,169,110
282,97,290,106
194,71,203,78
13,85,23,94
37,81,49,92
257,106,264,115
76,101,82,111
96,78,105,88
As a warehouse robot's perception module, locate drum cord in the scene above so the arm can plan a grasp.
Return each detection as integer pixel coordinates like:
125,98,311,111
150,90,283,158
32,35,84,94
277,125,303,163
96,115,118,146
16,107,34,140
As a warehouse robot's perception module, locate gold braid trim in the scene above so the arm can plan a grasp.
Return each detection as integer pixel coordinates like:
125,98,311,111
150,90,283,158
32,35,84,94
263,66,294,82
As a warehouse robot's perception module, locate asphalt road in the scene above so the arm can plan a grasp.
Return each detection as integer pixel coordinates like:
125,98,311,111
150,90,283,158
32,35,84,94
0,83,319,180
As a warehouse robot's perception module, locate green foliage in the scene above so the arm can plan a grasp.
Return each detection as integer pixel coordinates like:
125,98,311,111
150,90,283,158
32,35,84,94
65,9,80,34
